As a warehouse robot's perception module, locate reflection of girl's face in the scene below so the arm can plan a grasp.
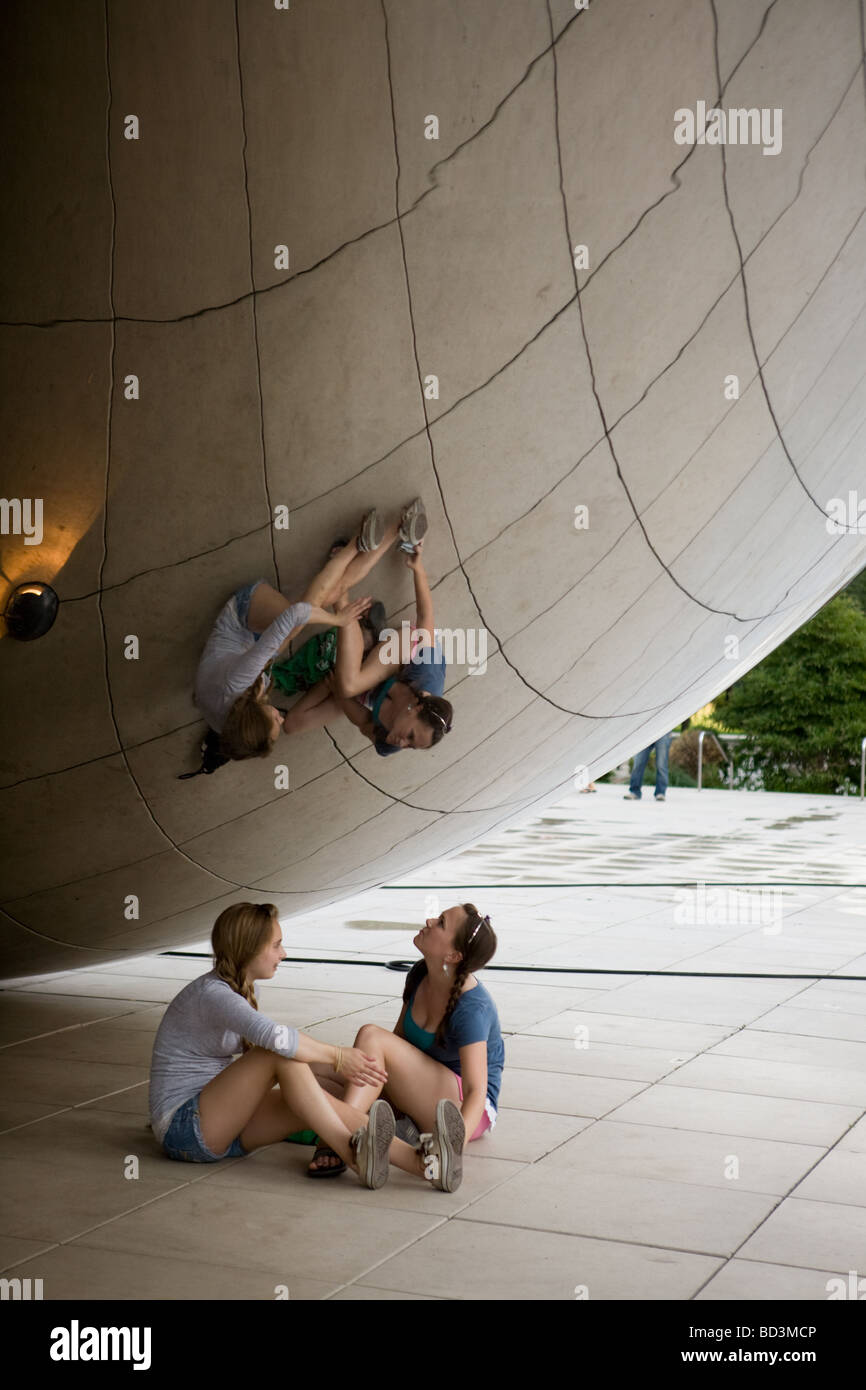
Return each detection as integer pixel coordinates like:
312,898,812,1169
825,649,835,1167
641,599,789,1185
385,695,434,750
265,705,284,742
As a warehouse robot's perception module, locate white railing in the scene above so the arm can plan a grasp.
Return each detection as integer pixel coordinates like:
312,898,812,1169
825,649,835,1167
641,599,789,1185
695,731,866,797
696,730,746,790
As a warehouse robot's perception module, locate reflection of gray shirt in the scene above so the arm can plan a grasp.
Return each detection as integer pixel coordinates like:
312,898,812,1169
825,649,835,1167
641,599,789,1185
194,595,311,732
149,970,300,1143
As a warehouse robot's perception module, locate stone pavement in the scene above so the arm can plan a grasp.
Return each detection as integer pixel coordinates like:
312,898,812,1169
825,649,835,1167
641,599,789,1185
1,787,864,1299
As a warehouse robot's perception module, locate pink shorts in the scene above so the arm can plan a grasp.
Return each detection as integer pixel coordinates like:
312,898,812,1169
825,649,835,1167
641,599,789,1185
455,1074,497,1141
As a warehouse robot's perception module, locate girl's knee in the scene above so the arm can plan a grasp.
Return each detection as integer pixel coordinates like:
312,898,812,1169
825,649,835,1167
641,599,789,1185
333,674,356,698
355,1023,386,1047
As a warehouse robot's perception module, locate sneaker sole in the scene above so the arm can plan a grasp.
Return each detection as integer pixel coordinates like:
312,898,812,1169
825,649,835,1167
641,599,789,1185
399,499,428,549
435,1098,465,1193
362,1099,395,1189
359,510,384,553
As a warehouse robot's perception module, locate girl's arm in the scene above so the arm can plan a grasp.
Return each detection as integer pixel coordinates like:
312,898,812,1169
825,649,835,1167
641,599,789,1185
272,598,371,663
456,1041,488,1140
224,601,312,701
405,544,435,643
207,981,387,1086
329,686,377,741
227,598,372,698
292,1031,386,1087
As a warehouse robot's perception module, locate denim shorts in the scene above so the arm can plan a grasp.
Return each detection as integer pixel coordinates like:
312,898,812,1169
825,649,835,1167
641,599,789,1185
234,579,267,636
162,1091,248,1163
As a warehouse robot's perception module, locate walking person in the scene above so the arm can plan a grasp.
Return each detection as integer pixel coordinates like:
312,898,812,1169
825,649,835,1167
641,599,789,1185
623,732,674,801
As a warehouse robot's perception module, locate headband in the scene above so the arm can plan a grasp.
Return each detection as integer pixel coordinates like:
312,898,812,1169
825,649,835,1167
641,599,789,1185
468,913,490,944
418,694,452,733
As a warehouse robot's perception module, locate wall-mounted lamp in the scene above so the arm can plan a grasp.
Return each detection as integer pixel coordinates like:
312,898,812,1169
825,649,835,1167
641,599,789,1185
3,582,59,641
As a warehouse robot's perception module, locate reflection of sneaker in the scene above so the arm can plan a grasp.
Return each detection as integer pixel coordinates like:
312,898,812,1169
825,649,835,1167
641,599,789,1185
623,791,640,800
350,1099,395,1189
360,600,387,644
419,1099,465,1192
398,497,428,553
357,509,385,553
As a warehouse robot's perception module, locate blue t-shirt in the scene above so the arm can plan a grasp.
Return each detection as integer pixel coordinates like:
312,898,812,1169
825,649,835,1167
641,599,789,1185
407,976,504,1109
373,639,447,757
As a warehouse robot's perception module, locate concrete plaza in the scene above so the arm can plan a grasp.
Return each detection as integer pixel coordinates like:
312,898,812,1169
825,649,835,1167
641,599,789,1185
1,785,864,1300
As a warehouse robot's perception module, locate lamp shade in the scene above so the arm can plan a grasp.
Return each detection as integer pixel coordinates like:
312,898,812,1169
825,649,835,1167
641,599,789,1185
4,583,59,641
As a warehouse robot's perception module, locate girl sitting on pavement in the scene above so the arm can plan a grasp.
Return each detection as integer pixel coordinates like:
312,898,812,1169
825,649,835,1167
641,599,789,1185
306,902,503,1186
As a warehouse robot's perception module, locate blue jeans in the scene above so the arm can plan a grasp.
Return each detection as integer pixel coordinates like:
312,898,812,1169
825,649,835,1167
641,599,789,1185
162,1091,248,1163
234,579,267,637
629,734,672,797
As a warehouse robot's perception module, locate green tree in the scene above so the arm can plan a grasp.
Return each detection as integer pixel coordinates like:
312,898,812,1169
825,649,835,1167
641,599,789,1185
714,593,866,793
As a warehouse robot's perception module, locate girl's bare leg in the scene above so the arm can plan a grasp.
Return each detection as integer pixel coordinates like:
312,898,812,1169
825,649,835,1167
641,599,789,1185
326,518,401,600
282,687,340,735
341,1025,461,1133
333,617,368,698
302,517,399,609
246,581,300,635
198,1047,366,1169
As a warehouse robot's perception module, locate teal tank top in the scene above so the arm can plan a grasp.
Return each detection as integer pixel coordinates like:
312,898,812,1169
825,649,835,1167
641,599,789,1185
370,676,396,726
403,992,435,1052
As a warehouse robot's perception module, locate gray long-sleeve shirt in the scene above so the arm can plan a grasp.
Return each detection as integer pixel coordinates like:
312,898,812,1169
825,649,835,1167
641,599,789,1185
149,970,300,1144
193,593,312,732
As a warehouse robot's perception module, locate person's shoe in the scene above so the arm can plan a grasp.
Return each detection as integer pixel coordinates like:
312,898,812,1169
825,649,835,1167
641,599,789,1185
398,497,428,553
326,536,350,561
349,1098,395,1189
654,793,666,801
623,791,640,800
306,1144,347,1178
395,1113,421,1146
360,599,387,644
418,1099,465,1192
357,509,385,553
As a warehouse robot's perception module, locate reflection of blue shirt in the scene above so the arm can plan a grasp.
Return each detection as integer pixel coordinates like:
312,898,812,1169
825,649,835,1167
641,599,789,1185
372,640,447,757
405,976,504,1109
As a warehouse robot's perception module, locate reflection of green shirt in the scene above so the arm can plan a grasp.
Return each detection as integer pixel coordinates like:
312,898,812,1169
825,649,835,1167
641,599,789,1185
271,628,338,696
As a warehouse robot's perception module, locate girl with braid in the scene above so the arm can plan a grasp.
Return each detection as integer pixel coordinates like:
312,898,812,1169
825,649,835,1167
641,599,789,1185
306,903,503,1188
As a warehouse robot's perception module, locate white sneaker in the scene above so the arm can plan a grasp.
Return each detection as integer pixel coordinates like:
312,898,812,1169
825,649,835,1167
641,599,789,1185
418,1099,465,1192
398,497,428,553
357,508,385,553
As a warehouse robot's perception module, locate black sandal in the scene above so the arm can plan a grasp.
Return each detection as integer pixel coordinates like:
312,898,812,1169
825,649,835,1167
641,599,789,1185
307,1144,347,1178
